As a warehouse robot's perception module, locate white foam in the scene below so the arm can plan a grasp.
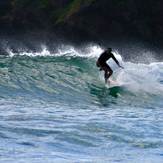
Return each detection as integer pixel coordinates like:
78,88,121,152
114,58,163,95
7,44,104,58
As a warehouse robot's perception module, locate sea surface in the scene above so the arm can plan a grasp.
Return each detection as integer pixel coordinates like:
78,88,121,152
0,45,163,163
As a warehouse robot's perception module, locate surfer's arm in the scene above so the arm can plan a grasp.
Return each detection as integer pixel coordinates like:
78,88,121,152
111,54,120,66
111,54,124,68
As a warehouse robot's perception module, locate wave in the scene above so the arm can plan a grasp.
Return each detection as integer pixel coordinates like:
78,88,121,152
7,44,104,58
0,45,163,107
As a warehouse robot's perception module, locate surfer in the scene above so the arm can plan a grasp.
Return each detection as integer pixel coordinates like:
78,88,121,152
96,48,123,83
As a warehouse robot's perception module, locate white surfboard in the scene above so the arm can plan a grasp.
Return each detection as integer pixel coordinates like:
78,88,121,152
107,78,123,88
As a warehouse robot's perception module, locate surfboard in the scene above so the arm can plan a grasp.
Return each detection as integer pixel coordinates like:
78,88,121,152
107,78,123,88
106,79,125,97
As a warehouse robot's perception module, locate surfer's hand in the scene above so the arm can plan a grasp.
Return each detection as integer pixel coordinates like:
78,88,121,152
119,65,124,69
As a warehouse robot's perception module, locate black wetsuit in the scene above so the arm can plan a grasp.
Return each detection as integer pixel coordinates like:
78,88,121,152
97,51,119,69
96,51,120,82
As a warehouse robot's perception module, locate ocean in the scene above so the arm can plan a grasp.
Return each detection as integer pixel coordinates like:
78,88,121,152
0,45,163,162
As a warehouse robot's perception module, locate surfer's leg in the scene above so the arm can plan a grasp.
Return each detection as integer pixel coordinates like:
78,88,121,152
97,62,113,83
104,71,113,83
103,65,113,83
96,61,103,71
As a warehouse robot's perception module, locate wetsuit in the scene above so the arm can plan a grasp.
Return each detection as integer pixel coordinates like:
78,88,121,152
96,51,120,82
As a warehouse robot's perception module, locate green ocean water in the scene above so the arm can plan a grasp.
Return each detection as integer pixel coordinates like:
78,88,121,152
0,46,163,162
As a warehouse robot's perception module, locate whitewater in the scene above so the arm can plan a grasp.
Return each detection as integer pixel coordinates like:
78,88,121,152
0,45,163,163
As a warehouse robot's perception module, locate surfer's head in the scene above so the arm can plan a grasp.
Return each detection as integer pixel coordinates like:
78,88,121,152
106,48,112,52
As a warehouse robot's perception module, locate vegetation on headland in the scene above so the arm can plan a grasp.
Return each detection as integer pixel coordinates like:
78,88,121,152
0,0,163,45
